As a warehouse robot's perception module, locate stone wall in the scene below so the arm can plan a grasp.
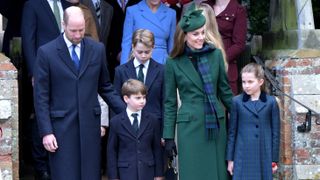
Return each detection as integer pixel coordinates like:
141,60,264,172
265,52,320,179
0,53,19,180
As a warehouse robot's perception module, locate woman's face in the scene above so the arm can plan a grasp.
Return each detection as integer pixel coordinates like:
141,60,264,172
185,26,205,50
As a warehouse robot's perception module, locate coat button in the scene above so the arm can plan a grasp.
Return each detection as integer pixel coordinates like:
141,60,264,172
256,125,259,128
255,134,259,138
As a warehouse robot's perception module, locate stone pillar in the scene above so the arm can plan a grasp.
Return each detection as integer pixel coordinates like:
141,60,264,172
265,52,320,180
296,0,315,30
0,53,19,180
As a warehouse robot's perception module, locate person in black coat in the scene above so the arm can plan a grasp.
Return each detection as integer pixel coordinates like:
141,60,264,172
108,79,163,180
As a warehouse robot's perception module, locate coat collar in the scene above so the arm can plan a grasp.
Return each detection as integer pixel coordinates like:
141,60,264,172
57,35,93,77
125,59,161,88
120,110,151,138
137,0,169,33
176,54,204,92
242,92,267,116
242,91,267,102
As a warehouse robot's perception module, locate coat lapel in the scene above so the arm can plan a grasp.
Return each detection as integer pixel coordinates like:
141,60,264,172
57,35,78,76
120,113,137,138
78,39,93,77
145,59,160,88
137,111,151,138
41,0,60,32
176,55,203,92
138,1,168,33
124,60,137,79
242,92,267,116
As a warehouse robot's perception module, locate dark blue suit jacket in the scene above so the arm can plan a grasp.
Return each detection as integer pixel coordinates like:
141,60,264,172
107,110,163,180
114,59,164,124
21,0,61,76
34,35,125,180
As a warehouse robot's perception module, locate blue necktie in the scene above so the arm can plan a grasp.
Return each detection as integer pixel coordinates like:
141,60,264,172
131,113,139,133
71,44,80,69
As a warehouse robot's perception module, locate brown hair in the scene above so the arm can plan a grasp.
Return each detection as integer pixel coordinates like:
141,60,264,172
129,29,155,60
241,63,266,91
121,79,147,97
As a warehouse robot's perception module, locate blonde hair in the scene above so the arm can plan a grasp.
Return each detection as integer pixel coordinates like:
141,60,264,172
129,29,155,60
197,3,228,71
121,79,147,97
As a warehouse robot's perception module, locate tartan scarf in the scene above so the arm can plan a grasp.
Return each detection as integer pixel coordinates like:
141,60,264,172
185,43,219,140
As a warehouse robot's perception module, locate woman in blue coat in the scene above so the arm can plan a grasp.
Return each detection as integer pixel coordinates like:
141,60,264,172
226,63,280,179
120,0,176,64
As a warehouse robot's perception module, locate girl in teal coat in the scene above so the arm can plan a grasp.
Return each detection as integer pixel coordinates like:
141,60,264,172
163,6,233,180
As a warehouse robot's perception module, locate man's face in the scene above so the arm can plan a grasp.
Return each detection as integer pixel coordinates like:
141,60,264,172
63,16,85,44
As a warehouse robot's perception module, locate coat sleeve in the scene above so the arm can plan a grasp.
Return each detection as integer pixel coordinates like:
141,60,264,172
226,97,238,161
167,10,176,54
226,5,247,63
33,47,53,137
271,96,280,162
21,2,37,76
216,49,233,111
113,66,123,96
153,118,164,177
120,7,134,64
107,118,120,179
163,59,178,139
98,43,126,114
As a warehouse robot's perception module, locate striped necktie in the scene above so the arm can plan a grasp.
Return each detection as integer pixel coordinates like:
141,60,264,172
131,113,139,133
95,0,101,24
137,64,144,83
53,0,61,30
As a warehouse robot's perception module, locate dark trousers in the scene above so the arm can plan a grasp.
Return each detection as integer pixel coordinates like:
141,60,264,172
31,113,49,173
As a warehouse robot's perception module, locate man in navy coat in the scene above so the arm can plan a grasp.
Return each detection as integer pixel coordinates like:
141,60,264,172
33,6,125,179
21,0,64,178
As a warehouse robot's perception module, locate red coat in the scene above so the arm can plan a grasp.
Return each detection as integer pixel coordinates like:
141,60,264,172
208,0,247,94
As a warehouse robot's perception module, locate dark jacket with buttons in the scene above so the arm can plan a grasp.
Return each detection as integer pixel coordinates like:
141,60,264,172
226,92,280,180
107,110,163,180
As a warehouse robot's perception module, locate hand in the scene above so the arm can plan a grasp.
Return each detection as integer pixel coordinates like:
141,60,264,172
0,127,3,138
227,160,234,175
101,126,106,137
154,176,164,180
272,162,278,174
43,134,58,152
164,139,177,158
161,138,165,147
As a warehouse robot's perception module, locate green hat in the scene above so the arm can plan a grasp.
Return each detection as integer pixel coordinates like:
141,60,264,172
179,7,206,32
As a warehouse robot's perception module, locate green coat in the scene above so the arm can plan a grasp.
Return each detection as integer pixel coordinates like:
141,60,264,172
163,48,233,180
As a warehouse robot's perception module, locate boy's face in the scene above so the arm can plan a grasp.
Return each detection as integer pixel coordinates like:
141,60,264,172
132,42,153,64
124,93,146,112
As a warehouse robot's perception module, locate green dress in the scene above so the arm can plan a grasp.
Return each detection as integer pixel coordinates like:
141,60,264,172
163,48,233,180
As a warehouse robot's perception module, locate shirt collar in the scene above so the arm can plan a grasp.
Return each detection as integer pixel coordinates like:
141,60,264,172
63,33,81,49
126,108,142,119
133,58,150,69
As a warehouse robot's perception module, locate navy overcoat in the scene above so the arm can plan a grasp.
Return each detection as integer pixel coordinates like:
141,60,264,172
34,35,125,180
226,92,280,180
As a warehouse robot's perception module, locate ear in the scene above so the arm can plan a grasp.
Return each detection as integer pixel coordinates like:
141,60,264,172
123,95,129,103
259,78,264,87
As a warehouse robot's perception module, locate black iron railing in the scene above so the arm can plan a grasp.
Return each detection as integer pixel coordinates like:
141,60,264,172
252,56,320,132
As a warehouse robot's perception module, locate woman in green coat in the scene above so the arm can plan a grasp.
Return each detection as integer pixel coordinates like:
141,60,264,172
163,6,233,180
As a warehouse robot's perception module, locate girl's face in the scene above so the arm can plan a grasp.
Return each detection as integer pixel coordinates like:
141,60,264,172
132,42,153,63
185,26,205,50
242,72,264,97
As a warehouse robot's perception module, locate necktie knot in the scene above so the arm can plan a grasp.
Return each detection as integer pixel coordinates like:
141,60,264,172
131,113,138,118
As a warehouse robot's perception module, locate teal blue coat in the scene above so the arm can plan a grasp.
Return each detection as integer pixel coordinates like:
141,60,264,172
163,48,233,180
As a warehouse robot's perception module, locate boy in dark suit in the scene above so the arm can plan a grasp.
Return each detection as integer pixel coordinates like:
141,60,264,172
113,29,164,129
107,79,163,180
